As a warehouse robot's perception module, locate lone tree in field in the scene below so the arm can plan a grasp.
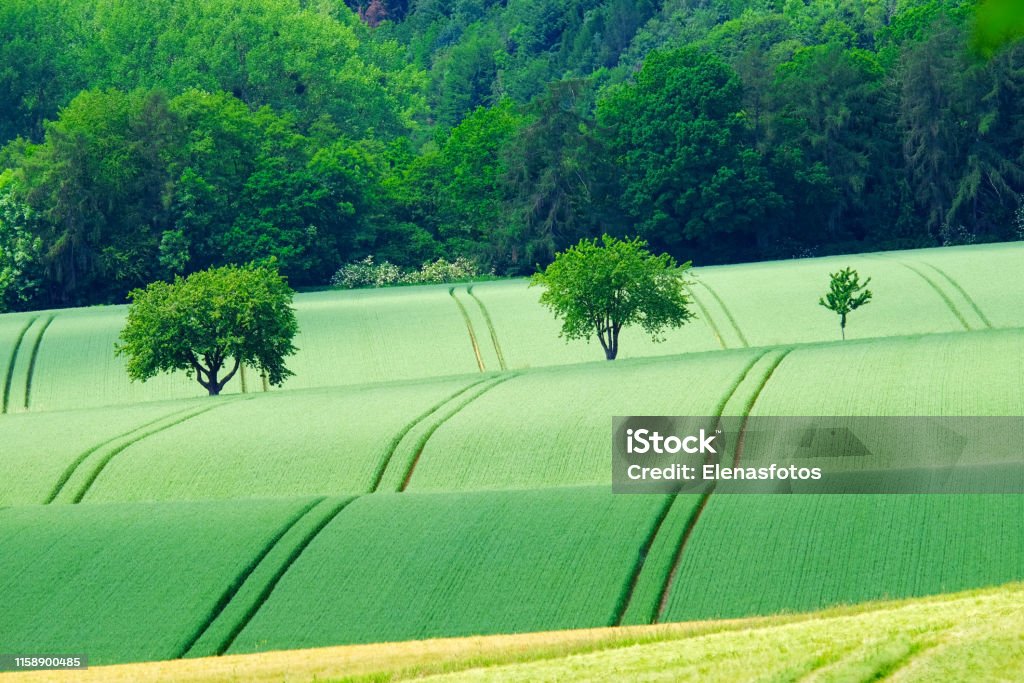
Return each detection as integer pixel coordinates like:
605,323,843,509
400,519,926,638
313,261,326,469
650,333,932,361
531,235,695,360
116,264,298,395
819,267,872,340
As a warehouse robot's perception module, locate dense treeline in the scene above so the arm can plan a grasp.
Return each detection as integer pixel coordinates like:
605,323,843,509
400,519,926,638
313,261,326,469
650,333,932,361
0,0,1022,309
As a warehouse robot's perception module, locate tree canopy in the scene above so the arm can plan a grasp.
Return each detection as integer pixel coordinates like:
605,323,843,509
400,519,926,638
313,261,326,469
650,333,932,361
116,263,298,395
531,235,695,360
1,0,1022,311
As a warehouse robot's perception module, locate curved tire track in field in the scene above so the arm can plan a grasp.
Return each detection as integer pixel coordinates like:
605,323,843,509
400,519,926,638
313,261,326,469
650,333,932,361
449,287,486,372
897,262,973,330
43,404,204,504
696,281,749,348
916,261,992,329
398,374,519,492
612,350,769,625
368,377,492,493
650,348,792,624
466,286,507,370
22,314,55,410
685,285,727,350
1,316,36,414
58,400,236,504
197,497,356,657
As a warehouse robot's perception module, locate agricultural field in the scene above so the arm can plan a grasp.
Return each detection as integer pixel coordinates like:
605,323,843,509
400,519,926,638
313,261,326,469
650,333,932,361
2,242,1024,672
1,243,1022,414
0,498,325,665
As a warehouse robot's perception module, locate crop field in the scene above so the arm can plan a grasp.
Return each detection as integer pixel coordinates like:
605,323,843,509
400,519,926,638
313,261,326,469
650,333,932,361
661,495,1024,622
227,487,693,652
0,498,323,665
1,243,1023,414
2,243,1024,672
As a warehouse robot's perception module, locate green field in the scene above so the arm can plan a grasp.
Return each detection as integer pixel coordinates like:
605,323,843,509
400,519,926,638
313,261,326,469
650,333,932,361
2,243,1022,413
2,243,1024,670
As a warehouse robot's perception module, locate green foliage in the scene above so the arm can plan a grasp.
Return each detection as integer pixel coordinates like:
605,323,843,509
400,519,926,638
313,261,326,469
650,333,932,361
0,176,42,312
116,264,298,395
972,0,1024,56
531,235,695,360
819,266,873,338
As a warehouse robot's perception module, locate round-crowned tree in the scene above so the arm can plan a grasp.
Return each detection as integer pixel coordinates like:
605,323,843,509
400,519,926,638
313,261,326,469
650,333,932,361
531,235,696,360
116,263,298,395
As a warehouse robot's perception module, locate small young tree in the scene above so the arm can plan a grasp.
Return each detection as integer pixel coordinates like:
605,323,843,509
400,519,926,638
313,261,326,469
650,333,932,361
116,264,298,395
530,235,695,360
819,267,873,340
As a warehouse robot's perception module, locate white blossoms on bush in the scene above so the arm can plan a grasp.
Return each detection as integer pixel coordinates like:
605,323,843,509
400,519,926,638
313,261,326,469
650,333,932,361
331,256,483,289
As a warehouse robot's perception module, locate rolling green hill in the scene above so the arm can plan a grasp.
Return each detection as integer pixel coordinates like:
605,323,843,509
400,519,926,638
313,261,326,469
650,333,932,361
2,243,1022,414
2,243,1024,668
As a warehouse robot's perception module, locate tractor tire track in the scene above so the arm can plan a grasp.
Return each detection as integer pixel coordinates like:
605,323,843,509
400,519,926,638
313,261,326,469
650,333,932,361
614,351,768,626
398,374,518,492
898,262,972,330
176,496,324,658
449,287,486,372
650,349,792,623
59,400,235,504
685,285,727,350
22,314,55,410
466,286,507,370
1,316,36,414
696,281,749,347
917,261,992,329
732,348,793,467
44,404,204,504
202,496,356,657
612,493,687,626
368,377,492,493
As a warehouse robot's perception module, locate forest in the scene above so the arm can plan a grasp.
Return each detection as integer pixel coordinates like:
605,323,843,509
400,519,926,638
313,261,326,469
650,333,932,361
0,0,1022,309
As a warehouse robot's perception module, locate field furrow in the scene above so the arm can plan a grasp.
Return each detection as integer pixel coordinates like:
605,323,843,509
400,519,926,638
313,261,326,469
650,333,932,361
660,495,1024,622
466,285,508,370
449,287,487,372
226,487,670,652
0,498,318,665
0,314,36,414
56,400,237,504
78,377,477,503
183,496,354,658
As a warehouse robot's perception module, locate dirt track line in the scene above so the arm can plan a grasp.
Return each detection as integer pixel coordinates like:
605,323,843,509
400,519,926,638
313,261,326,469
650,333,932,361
892,261,972,330
213,497,356,656
466,286,507,370
176,497,325,658
1,316,36,414
685,285,727,349
450,287,486,372
44,404,202,504
22,314,55,409
917,261,992,328
399,374,518,492
648,350,788,624
67,400,234,503
369,378,491,493
612,494,684,627
732,348,792,467
697,281,749,347
653,491,713,624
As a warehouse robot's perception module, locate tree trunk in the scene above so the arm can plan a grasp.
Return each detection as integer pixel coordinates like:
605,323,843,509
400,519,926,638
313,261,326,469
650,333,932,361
841,314,847,340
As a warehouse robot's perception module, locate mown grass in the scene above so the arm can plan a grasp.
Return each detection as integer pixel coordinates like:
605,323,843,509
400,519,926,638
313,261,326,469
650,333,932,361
6,583,1020,682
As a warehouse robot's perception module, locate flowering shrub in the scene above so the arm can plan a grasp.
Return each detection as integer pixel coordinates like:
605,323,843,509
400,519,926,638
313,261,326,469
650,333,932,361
331,256,484,289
